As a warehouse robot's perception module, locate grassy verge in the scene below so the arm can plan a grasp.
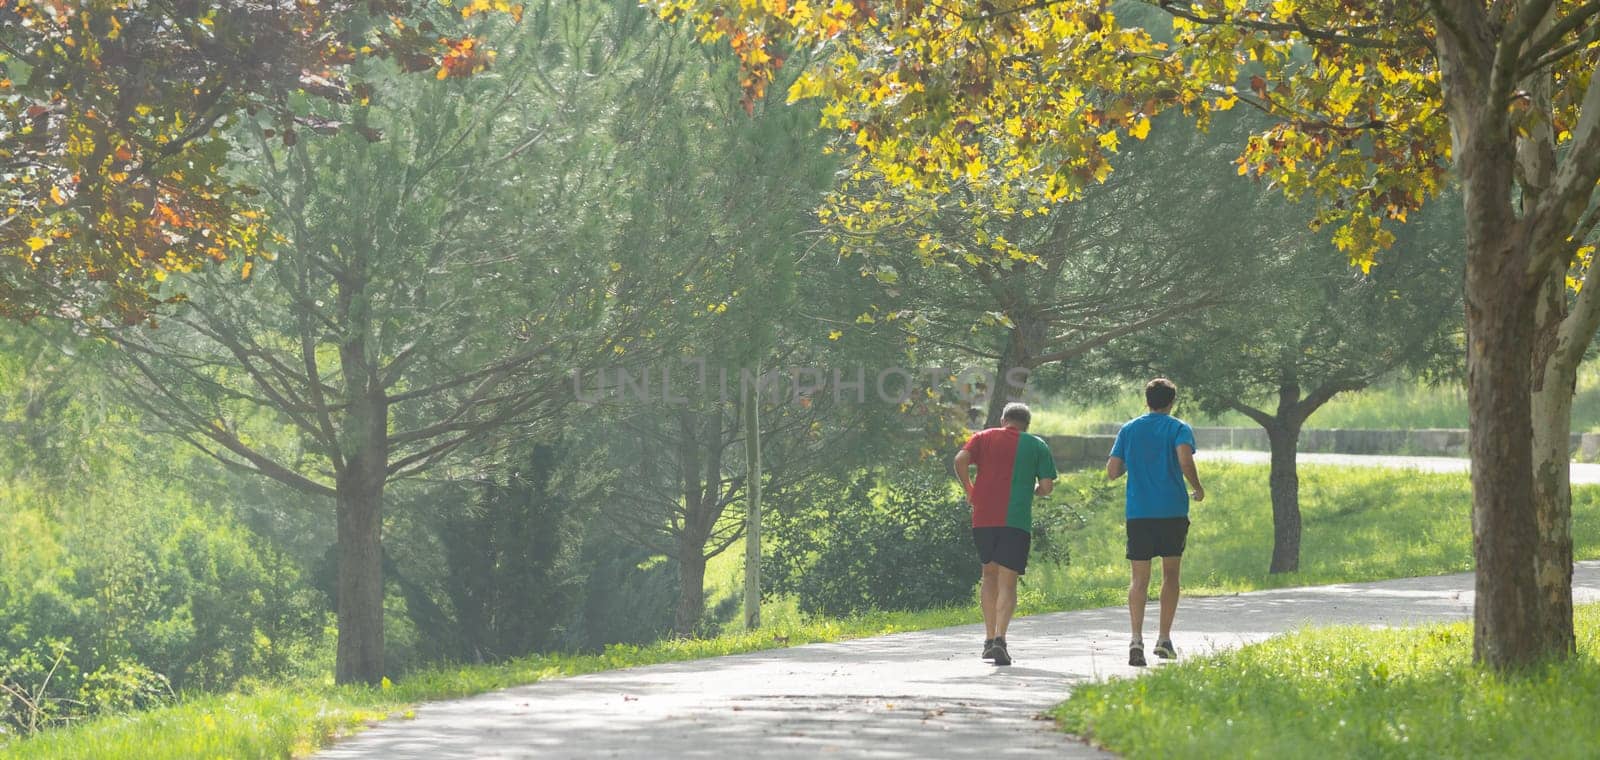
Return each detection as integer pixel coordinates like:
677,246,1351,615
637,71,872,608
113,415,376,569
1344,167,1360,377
11,462,1600,758
1052,603,1600,759
1021,462,1600,612
0,606,975,760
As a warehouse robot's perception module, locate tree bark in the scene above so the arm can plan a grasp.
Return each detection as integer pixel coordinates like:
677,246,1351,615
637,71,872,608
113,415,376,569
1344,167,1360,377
335,472,386,685
1530,269,1577,657
1265,420,1303,574
674,545,709,637
1465,252,1544,670
1435,16,1553,669
743,366,762,630
334,239,390,685
983,327,1033,428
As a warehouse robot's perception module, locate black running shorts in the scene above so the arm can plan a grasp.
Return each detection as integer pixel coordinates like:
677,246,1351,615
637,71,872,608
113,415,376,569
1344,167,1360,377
973,526,1032,575
1126,517,1190,561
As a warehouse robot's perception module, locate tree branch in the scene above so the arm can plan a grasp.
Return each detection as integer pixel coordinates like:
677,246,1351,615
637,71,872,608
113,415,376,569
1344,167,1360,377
1032,296,1217,365
1518,0,1600,72
114,351,337,497
1528,64,1600,277
1153,0,1418,49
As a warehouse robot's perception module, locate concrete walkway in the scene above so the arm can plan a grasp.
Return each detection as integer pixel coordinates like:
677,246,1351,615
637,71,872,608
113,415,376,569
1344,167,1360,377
317,563,1600,759
1197,449,1600,484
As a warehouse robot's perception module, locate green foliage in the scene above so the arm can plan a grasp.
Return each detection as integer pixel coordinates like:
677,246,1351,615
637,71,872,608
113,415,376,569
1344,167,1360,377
562,537,680,651
0,325,327,737
0,1,508,323
434,445,588,662
1052,603,1600,759
764,470,978,617
0,483,328,737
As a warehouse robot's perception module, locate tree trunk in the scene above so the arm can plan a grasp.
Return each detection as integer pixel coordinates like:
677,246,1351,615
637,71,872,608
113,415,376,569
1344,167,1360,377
675,546,708,637
743,367,762,630
1436,6,1554,671
1464,233,1544,670
983,328,1032,428
335,476,386,685
1265,420,1303,574
335,249,389,685
1530,271,1577,657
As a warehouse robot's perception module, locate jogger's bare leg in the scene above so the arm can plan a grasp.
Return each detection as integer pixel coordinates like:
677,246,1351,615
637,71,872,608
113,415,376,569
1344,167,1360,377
1158,556,1181,641
980,563,1000,639
1129,560,1152,642
995,566,1020,638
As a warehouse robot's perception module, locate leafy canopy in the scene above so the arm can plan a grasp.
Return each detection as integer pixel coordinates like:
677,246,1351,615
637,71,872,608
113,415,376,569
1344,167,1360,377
0,0,512,323
650,0,1598,274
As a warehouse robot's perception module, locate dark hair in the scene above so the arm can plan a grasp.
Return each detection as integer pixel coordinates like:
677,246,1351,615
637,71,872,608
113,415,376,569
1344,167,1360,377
1145,378,1177,410
1000,402,1031,429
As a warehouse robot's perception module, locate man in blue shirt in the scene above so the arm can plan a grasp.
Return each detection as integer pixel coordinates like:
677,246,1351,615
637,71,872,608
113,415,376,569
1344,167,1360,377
1106,378,1205,667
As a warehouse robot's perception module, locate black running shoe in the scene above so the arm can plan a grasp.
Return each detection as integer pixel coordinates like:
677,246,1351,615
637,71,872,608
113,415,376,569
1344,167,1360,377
1129,644,1147,667
992,636,1012,666
982,638,997,660
1153,640,1177,660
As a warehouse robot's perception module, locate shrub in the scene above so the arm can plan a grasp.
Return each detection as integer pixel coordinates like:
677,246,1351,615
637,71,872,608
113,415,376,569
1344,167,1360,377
764,470,978,618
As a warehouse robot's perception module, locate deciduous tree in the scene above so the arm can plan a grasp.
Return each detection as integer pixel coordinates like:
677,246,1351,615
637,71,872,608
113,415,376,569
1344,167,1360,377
655,0,1600,670
0,0,506,323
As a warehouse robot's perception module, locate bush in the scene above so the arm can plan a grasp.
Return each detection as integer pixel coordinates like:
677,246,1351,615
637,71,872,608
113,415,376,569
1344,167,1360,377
764,470,978,618
427,444,589,662
0,489,326,736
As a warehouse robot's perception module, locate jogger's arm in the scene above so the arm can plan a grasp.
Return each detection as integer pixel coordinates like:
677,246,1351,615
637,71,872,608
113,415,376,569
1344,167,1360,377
954,449,976,504
1106,456,1125,480
1176,444,1204,501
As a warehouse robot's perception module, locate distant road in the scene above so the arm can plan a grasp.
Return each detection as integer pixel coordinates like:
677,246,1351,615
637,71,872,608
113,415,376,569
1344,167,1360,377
1197,450,1600,486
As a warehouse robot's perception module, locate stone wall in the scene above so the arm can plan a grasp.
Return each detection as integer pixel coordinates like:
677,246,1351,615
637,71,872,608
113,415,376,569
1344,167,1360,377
1041,435,1117,471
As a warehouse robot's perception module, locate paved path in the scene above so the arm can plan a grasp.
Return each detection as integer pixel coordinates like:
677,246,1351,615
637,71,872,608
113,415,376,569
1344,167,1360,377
319,563,1600,759
1197,449,1600,484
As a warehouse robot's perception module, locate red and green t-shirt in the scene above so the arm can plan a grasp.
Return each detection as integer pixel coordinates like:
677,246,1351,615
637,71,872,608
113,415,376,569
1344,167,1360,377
961,427,1059,531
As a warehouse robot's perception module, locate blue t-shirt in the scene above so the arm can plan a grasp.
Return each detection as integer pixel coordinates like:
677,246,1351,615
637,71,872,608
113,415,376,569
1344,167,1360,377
1109,413,1197,519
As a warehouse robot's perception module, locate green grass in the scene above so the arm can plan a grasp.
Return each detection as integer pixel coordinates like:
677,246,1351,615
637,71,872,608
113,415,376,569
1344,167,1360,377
1020,463,1600,612
12,462,1600,759
1052,603,1600,759
0,607,974,760
1033,361,1600,434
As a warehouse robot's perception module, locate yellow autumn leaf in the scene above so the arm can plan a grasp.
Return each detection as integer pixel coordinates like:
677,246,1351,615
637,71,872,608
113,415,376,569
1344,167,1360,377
787,71,825,103
26,236,48,251
1129,115,1151,140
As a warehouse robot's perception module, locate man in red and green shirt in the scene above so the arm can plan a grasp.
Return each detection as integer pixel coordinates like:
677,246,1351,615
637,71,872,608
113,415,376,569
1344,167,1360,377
953,402,1057,666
